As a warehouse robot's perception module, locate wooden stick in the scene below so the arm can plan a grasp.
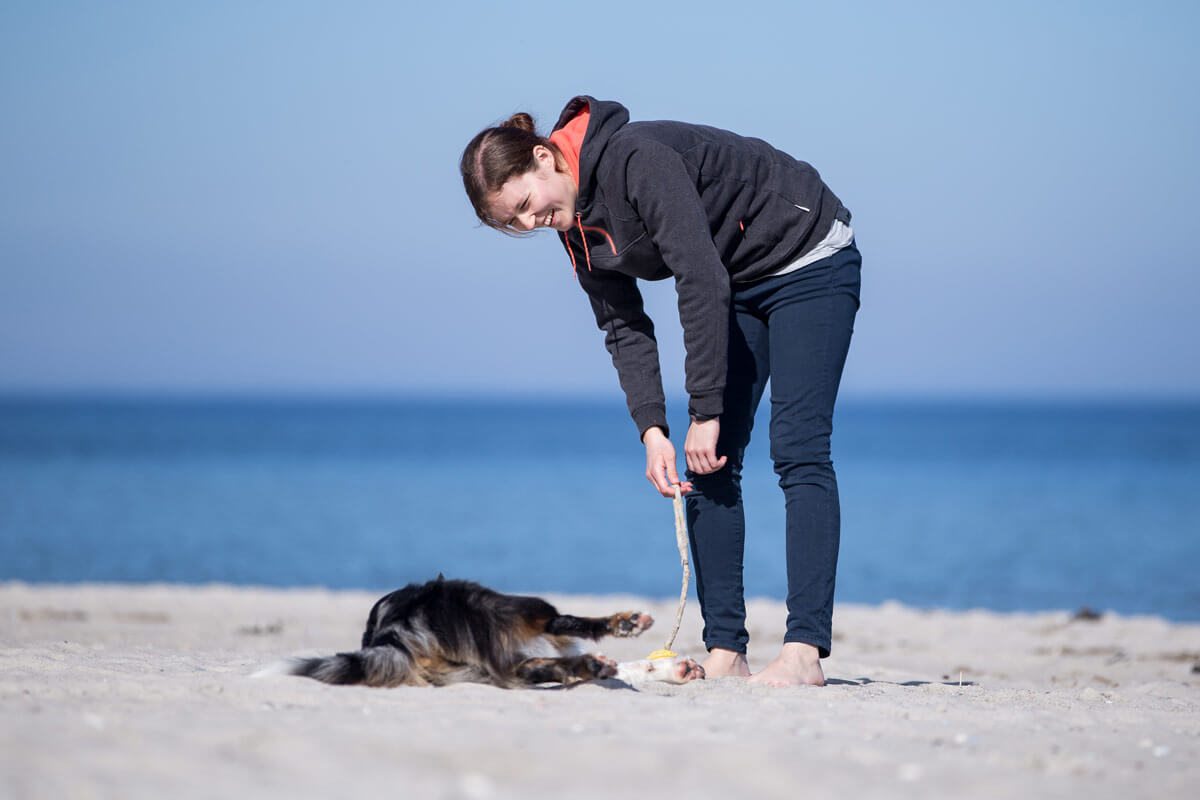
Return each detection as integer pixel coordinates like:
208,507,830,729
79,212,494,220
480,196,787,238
664,484,690,652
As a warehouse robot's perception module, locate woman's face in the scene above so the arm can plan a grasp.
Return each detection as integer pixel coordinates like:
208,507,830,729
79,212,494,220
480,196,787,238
488,145,577,233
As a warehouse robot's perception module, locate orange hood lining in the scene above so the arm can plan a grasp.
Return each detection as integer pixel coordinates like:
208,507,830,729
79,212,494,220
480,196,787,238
548,104,589,189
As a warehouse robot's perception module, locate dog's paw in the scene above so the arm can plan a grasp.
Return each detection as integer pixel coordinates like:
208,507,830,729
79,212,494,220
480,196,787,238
615,655,706,685
582,654,618,680
608,611,654,637
672,657,705,683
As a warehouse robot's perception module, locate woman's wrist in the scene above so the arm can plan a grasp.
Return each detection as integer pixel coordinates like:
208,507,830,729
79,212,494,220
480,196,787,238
641,425,668,444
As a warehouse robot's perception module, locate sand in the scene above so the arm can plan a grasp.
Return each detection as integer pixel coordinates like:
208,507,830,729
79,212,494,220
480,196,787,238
2,582,1197,799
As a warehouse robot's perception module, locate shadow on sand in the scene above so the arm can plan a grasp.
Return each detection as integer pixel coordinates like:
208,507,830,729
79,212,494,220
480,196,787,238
827,676,978,687
530,676,979,691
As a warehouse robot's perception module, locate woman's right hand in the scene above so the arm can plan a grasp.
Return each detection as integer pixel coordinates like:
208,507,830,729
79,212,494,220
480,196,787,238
642,426,693,497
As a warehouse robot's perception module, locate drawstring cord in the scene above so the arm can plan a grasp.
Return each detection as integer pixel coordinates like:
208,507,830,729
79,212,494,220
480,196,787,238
560,213,595,277
562,232,579,275
562,213,618,359
575,213,593,273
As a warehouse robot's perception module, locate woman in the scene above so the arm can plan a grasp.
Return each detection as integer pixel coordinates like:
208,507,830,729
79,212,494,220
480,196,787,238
460,96,861,686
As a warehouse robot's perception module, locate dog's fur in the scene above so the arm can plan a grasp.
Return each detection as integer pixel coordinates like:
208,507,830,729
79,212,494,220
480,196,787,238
261,576,702,688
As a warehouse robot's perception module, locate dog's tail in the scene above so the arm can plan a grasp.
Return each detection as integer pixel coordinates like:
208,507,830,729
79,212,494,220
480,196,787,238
253,646,416,687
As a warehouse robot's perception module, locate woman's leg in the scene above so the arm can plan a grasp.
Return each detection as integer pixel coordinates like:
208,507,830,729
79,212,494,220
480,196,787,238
749,243,861,685
684,299,769,668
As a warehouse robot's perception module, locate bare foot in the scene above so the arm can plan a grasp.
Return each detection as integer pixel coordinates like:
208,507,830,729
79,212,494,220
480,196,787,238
748,642,825,687
702,647,750,678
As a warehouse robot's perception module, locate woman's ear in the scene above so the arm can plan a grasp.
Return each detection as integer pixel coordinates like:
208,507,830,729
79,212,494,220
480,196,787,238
533,144,567,173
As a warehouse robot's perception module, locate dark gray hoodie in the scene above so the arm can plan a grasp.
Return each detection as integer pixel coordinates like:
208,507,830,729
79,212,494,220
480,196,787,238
553,96,850,438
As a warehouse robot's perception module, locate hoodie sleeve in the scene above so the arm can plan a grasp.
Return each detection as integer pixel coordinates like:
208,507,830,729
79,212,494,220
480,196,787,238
573,261,670,439
623,140,730,421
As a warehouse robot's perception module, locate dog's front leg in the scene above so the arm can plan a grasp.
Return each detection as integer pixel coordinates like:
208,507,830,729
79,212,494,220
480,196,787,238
544,612,654,640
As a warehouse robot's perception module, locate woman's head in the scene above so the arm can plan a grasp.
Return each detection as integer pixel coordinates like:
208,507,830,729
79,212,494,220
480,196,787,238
460,113,578,234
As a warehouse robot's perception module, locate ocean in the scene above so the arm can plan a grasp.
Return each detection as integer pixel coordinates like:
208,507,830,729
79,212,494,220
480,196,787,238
1,396,1197,620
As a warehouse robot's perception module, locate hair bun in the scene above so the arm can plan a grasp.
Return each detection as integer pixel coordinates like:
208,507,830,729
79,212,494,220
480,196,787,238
500,112,536,134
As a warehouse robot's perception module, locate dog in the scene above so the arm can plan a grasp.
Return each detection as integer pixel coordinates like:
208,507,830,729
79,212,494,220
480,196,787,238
259,576,705,688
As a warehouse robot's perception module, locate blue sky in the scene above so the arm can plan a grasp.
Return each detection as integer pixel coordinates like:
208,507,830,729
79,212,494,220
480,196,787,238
2,1,1197,399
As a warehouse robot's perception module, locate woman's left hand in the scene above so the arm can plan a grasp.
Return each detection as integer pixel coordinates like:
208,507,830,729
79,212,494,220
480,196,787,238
684,418,727,475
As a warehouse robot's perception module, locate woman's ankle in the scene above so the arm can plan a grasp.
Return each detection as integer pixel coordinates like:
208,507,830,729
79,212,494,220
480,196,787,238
702,647,751,677
778,641,822,663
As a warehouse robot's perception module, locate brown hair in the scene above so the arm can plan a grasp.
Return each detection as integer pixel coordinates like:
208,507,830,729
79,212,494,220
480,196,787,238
460,113,564,233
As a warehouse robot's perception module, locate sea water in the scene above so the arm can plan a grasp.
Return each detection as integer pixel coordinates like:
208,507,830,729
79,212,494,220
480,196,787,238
1,396,1197,620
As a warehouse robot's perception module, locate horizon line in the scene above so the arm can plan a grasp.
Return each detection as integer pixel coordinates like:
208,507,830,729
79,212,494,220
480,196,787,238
2,388,1199,408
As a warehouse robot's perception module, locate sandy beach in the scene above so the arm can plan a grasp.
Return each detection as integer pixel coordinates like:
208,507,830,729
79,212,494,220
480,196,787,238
1,582,1197,799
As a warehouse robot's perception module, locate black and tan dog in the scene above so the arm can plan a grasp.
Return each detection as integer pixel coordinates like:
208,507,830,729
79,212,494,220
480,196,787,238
259,576,704,688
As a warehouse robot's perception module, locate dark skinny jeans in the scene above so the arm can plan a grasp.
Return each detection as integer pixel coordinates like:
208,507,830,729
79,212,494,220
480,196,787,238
685,242,861,658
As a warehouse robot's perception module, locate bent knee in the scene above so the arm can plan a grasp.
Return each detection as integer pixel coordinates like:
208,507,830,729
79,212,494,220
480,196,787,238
686,466,742,505
773,457,837,490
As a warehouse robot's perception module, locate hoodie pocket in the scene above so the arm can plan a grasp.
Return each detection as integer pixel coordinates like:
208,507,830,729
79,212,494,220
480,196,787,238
584,219,667,278
743,192,811,241
732,192,816,268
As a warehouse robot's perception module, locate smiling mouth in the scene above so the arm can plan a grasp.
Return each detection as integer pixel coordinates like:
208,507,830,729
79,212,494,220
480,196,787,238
543,210,555,227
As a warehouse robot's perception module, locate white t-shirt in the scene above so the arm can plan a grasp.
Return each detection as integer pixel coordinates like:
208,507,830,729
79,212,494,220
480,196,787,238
758,218,855,280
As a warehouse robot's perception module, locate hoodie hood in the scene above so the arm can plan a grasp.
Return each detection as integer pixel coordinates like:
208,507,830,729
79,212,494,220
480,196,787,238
551,96,630,211
547,107,588,188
